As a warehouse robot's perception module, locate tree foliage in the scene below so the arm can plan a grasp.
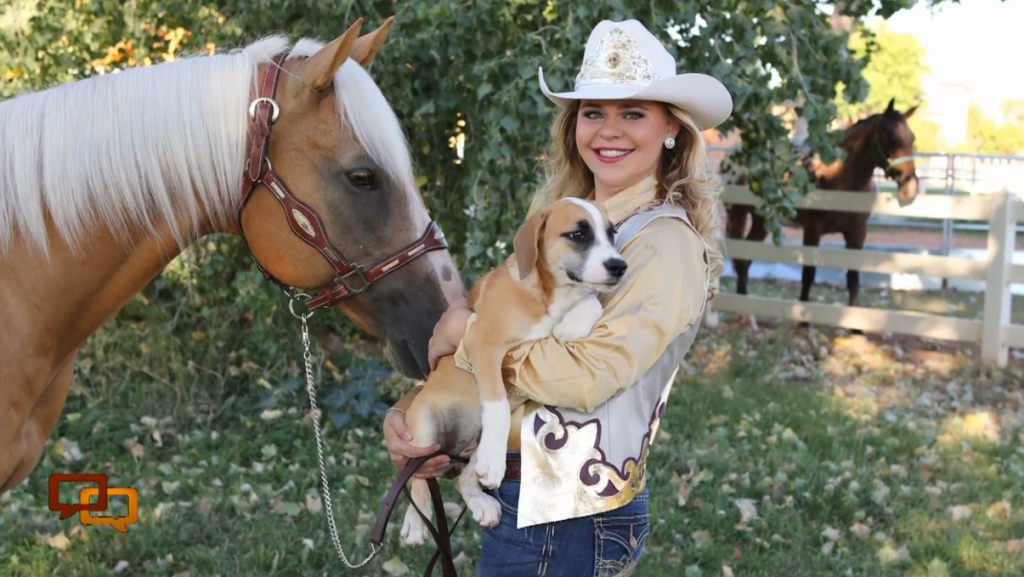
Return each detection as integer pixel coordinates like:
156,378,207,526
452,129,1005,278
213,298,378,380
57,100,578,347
834,22,929,122
2,0,948,270
964,103,1024,155
1001,99,1024,126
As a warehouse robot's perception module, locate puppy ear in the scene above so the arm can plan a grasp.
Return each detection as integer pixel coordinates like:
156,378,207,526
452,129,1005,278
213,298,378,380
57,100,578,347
513,211,545,281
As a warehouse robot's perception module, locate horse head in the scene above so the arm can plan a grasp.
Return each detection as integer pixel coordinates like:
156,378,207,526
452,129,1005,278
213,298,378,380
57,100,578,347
236,19,464,379
863,97,920,203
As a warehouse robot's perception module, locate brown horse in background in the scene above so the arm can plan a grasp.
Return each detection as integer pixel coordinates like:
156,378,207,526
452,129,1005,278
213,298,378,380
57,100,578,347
706,98,920,329
0,19,464,495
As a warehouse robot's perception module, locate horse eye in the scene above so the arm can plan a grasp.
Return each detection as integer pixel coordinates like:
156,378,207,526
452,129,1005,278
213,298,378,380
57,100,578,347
346,170,376,189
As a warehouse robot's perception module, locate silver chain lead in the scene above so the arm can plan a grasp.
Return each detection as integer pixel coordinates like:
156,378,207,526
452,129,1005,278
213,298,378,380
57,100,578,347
295,298,381,568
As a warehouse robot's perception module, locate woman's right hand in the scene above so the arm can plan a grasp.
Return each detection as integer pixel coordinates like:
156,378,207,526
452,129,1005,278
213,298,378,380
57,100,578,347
383,408,450,478
427,297,473,371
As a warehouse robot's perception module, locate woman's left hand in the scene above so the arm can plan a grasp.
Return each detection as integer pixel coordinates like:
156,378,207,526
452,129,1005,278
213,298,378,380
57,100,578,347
383,409,449,478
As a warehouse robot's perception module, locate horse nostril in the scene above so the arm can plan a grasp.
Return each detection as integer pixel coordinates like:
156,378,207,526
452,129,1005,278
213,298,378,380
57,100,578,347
604,258,627,278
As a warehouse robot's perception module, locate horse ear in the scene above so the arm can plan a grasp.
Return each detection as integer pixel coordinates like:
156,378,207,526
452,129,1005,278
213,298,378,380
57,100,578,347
885,97,896,113
904,104,919,119
296,18,364,92
513,210,545,281
350,16,395,68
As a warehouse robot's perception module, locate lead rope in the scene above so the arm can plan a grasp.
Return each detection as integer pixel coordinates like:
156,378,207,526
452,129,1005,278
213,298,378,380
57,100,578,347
292,294,381,569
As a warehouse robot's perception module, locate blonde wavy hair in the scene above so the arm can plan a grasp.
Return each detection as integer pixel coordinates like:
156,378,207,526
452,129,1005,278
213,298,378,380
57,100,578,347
527,101,725,295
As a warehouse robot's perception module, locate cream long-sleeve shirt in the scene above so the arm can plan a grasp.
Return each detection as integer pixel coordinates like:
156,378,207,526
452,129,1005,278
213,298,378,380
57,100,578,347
440,175,709,450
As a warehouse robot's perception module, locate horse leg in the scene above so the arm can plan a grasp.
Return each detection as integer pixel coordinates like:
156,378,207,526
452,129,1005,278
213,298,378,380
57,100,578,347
798,225,823,331
843,223,868,335
0,350,78,494
726,206,752,295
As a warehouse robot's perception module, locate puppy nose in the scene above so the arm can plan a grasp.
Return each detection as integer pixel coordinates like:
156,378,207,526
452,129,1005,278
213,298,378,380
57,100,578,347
604,258,627,278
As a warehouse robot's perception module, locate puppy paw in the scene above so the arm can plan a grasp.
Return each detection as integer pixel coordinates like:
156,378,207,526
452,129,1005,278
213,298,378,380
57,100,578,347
552,296,603,342
468,493,502,527
474,451,506,489
400,505,431,547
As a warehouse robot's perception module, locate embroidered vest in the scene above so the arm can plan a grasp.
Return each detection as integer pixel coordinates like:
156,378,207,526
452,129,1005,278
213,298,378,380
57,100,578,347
514,201,711,528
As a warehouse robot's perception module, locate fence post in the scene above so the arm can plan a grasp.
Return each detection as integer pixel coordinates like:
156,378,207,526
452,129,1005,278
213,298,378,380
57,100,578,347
981,191,1014,367
941,154,956,289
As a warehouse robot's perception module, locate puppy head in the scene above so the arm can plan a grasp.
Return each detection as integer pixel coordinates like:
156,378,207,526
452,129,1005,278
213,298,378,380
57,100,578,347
513,197,626,290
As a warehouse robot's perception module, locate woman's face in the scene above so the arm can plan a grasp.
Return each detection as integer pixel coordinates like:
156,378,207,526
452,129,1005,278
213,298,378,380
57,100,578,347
575,99,680,199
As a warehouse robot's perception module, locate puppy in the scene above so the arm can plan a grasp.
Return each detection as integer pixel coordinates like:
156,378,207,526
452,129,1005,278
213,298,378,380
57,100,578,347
399,197,627,545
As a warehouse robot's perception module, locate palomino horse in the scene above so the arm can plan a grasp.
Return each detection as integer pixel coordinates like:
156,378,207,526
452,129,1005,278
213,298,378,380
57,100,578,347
0,18,465,495
706,98,919,329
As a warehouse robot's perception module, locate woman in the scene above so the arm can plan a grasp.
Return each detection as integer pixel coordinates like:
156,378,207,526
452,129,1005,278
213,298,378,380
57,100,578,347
383,19,732,576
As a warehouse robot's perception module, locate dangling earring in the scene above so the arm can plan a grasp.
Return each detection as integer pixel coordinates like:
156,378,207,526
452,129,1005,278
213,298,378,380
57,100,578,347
664,136,676,150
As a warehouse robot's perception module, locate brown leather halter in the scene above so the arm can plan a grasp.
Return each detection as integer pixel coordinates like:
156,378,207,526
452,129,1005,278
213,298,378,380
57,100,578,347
237,53,449,312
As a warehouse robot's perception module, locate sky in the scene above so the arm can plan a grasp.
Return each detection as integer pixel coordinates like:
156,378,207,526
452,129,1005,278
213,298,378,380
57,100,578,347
872,0,1024,119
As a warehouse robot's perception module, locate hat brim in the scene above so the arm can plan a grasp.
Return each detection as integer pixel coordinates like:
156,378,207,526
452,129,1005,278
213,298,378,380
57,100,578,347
539,67,733,131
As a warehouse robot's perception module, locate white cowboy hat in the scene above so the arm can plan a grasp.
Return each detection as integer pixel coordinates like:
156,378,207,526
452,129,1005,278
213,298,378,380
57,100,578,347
539,19,733,131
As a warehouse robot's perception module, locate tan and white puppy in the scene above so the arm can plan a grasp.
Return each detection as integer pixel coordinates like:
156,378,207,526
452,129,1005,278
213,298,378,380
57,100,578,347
399,197,627,545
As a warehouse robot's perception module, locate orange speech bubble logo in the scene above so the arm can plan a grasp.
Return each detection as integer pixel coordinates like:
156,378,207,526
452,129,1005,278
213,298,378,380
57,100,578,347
79,486,138,533
48,473,108,520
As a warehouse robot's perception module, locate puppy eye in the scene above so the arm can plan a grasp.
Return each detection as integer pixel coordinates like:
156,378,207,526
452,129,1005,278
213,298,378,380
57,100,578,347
346,169,376,189
566,230,585,241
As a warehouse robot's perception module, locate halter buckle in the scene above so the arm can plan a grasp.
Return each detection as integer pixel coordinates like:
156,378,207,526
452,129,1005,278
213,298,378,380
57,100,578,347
248,96,281,124
337,264,369,295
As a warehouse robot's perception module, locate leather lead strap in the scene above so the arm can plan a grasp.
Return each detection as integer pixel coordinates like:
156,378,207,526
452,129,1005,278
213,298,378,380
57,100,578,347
371,452,468,577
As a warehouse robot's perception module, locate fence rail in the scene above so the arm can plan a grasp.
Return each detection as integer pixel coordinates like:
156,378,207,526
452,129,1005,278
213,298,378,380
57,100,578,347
707,148,1024,259
711,185,1024,367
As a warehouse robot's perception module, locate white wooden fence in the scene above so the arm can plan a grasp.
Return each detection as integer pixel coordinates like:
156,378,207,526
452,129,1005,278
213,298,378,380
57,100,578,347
710,186,1024,367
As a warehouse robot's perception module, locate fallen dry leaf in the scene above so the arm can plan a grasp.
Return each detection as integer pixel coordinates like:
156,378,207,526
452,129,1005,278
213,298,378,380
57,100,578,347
691,530,711,548
735,499,758,524
260,409,284,421
850,522,870,538
382,557,410,576
44,532,70,550
949,505,972,521
986,500,1011,520
127,440,144,460
677,481,691,507
305,494,323,514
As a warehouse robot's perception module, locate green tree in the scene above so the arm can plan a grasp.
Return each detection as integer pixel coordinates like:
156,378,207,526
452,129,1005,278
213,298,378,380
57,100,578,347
0,0,975,268
834,22,929,122
964,103,1024,155
907,109,944,152
1001,99,1024,126
0,0,230,98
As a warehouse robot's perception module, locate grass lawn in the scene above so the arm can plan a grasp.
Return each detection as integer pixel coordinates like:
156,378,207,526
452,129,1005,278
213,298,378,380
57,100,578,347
2,280,1023,577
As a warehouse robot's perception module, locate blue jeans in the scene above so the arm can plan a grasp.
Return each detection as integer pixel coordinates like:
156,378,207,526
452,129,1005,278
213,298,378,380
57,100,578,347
475,471,650,576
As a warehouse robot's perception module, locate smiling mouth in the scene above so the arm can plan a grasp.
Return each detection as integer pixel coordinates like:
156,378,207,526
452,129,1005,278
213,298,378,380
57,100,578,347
594,148,633,162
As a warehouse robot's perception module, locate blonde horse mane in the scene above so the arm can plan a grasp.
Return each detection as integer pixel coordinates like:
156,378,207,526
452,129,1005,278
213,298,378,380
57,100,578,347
0,35,413,256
